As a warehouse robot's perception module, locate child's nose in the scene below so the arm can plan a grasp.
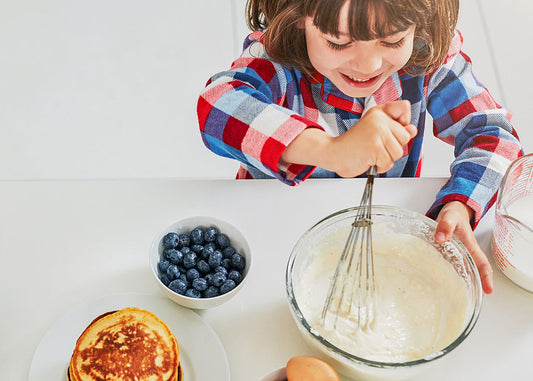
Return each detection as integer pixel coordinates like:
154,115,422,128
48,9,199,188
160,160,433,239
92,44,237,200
348,45,382,75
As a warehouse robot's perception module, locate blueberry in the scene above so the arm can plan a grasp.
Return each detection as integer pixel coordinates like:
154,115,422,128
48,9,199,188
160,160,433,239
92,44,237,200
162,232,179,248
221,258,232,269
202,243,216,260
205,242,217,250
186,268,200,282
166,249,183,265
208,250,223,268
231,253,246,271
205,273,214,285
192,277,208,292
162,247,176,260
228,269,243,284
178,233,191,249
168,279,187,295
166,264,180,280
222,246,235,259
182,252,197,269
220,279,236,294
180,246,191,256
203,286,220,298
212,272,226,287
185,288,201,298
216,233,231,249
197,259,210,274
191,244,204,254
190,227,204,245
160,273,171,286
204,226,219,242
158,260,170,274
214,266,228,276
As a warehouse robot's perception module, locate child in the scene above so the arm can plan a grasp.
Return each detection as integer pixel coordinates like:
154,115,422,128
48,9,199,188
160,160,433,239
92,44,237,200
197,0,523,294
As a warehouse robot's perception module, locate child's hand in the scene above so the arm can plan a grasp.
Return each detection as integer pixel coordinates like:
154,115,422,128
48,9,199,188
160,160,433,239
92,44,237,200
335,100,417,176
434,201,494,294
281,100,417,177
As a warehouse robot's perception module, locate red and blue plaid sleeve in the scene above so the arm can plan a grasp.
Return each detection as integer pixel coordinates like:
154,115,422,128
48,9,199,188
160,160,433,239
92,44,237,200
425,31,523,227
197,32,321,185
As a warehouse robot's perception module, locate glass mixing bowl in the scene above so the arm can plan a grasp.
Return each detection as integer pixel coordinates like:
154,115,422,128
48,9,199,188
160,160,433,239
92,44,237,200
286,205,482,380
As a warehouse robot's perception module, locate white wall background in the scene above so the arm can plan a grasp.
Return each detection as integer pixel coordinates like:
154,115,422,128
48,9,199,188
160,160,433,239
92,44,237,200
0,0,530,181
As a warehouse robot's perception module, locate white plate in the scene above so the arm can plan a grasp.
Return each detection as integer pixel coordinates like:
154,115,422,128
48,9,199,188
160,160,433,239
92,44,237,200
29,292,230,381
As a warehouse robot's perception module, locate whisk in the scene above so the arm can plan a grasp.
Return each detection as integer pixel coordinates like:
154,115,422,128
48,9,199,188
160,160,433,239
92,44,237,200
321,165,378,333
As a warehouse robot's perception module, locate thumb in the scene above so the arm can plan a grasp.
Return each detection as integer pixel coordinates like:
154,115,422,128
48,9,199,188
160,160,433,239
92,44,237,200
435,217,455,243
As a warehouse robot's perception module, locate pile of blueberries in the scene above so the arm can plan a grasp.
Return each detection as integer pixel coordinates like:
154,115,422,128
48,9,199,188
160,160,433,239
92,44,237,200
157,225,246,299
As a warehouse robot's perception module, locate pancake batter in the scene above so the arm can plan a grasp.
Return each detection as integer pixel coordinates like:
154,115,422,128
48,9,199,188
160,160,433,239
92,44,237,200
295,228,470,363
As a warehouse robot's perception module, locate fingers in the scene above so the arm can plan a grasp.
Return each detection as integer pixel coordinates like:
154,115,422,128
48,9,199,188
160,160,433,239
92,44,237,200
373,101,417,172
382,100,412,126
404,123,418,139
385,123,417,153
359,104,415,173
375,101,417,143
445,221,494,294
475,252,494,294
461,231,494,294
335,100,417,176
436,203,494,294
374,122,416,172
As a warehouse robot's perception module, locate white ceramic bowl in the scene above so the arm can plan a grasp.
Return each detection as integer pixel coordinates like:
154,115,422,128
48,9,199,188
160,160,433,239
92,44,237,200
150,216,252,309
286,206,483,380
259,367,287,381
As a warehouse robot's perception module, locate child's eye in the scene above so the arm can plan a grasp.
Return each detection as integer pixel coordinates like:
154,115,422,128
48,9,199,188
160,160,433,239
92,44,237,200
326,40,351,51
381,37,406,49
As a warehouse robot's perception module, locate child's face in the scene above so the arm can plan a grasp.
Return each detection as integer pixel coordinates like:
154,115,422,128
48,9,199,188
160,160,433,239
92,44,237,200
304,3,415,98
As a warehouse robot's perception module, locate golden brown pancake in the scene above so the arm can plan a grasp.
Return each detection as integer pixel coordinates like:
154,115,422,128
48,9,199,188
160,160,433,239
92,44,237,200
69,307,180,381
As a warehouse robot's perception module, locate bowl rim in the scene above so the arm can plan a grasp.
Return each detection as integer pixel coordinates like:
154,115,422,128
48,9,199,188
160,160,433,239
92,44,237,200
149,215,252,307
285,205,483,369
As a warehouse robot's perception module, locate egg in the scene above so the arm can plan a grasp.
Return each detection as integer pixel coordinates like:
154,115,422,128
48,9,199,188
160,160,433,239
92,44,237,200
286,356,340,381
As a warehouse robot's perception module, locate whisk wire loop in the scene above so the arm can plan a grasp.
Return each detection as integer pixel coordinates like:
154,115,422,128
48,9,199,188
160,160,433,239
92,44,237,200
321,166,378,332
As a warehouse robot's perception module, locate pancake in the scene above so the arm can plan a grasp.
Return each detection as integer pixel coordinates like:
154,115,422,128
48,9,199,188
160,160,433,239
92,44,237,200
69,307,180,381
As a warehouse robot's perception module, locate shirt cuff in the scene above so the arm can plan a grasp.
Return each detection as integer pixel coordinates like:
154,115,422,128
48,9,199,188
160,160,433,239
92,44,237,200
426,178,495,229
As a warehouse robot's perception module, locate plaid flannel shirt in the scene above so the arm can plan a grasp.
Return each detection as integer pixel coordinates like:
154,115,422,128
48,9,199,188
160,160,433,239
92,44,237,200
197,30,522,227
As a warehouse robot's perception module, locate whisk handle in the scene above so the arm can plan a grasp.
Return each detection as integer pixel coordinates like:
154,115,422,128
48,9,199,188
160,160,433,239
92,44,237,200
368,165,377,177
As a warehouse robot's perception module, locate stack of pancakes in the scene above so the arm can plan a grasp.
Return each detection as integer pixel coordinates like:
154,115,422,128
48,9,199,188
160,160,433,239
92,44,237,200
68,307,183,381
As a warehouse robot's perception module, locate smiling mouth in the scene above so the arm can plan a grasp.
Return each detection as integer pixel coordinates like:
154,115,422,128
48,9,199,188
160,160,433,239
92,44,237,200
341,73,381,88
348,76,372,82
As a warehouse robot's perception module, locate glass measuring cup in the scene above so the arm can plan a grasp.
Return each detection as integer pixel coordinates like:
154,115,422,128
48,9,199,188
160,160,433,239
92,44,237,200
492,153,533,292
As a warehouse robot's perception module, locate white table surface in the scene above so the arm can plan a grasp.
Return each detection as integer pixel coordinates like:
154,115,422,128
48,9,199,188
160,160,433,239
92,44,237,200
1,178,532,380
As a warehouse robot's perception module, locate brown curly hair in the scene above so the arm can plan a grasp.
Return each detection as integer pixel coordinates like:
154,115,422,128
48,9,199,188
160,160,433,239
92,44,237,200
246,0,459,76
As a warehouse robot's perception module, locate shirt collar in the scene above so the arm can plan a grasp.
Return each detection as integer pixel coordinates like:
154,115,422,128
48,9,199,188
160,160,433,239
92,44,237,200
306,71,403,113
